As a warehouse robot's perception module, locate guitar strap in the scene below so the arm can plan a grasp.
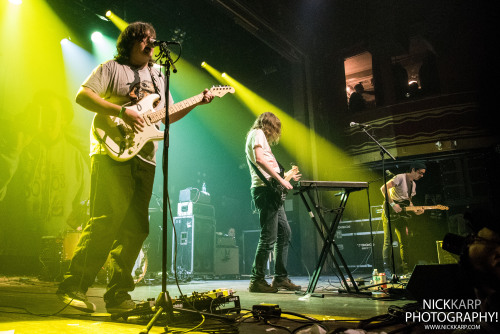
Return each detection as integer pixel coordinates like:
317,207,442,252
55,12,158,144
406,174,413,202
246,156,273,188
148,66,161,98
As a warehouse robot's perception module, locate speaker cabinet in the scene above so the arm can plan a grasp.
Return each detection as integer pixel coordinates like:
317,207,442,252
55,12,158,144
214,246,239,275
406,264,475,301
436,240,459,264
336,214,385,270
172,215,215,275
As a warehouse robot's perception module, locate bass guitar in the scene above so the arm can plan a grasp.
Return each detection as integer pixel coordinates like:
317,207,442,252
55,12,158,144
387,200,449,220
92,85,235,161
271,164,300,201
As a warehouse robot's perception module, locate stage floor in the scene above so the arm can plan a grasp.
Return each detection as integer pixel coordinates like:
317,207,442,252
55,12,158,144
0,275,429,333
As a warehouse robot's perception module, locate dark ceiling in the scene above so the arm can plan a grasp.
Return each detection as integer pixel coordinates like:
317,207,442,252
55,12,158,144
46,0,496,110
47,1,289,80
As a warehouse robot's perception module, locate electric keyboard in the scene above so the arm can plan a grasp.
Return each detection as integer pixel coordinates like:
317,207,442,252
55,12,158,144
298,180,368,191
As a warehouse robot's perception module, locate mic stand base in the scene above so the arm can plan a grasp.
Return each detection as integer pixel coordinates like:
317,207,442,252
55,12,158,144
390,274,400,284
140,291,174,334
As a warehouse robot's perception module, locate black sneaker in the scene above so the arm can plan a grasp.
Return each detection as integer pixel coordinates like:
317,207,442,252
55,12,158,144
106,299,136,314
271,277,301,291
57,288,96,313
249,279,278,293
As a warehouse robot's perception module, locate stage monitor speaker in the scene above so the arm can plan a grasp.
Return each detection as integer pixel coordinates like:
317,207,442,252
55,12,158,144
172,215,215,275
436,240,459,264
406,264,475,301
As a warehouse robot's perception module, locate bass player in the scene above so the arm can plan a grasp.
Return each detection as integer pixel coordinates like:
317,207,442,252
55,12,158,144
245,112,302,293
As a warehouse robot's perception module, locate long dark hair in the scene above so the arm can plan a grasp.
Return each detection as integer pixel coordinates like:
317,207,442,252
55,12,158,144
249,112,281,145
115,21,156,66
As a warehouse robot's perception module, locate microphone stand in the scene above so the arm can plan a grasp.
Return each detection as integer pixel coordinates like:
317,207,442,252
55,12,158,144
356,126,398,284
141,41,177,334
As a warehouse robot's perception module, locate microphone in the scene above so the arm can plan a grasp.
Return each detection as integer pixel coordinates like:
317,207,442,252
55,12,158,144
385,170,396,178
349,121,370,128
149,39,181,47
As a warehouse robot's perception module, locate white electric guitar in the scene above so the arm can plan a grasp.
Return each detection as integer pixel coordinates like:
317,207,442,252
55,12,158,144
92,85,235,161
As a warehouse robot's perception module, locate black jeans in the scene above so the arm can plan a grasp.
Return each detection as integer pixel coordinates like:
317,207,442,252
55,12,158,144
382,209,409,273
250,187,291,281
59,155,154,305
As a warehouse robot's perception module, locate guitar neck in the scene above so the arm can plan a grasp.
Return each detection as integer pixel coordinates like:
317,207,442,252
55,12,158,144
148,93,204,123
284,167,299,182
406,205,441,211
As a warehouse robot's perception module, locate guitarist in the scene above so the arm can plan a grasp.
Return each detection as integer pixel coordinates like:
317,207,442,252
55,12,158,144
245,112,302,293
57,22,214,314
380,161,426,277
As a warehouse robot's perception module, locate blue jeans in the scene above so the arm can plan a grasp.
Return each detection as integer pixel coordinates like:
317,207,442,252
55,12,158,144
250,187,291,281
59,155,154,305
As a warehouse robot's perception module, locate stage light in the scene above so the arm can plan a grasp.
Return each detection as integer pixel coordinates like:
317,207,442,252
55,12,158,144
90,31,116,63
222,73,227,77
95,13,109,21
8,0,22,5
91,31,103,42
105,11,128,32
201,62,206,68
60,38,70,45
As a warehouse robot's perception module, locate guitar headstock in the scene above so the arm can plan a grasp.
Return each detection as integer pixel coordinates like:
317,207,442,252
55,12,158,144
284,165,300,181
210,85,235,97
436,205,449,210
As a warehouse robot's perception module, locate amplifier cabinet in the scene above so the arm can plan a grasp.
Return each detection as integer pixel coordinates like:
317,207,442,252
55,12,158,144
172,215,215,275
177,202,215,218
214,246,239,275
336,217,385,270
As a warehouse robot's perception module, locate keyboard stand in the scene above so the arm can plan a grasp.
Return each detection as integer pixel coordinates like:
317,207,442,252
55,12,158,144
295,183,367,297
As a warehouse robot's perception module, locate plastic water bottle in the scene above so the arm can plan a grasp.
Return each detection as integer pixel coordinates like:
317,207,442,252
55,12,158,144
372,269,379,285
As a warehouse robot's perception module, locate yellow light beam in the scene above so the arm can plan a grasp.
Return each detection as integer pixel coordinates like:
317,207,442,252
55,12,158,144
205,70,376,183
105,10,128,32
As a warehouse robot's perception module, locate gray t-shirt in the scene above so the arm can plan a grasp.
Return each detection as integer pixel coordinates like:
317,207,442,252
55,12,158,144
83,59,173,165
245,128,280,188
389,173,416,202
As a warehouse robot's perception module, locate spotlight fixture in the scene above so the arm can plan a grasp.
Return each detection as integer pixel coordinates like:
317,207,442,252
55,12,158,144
91,31,103,42
95,13,110,21
201,62,207,68
171,28,186,44
9,0,22,5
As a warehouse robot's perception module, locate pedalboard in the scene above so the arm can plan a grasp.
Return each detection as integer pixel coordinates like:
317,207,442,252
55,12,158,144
252,303,282,319
111,288,240,321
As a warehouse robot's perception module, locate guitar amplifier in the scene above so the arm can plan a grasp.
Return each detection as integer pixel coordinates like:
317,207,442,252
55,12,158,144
172,215,216,275
214,246,239,275
177,202,215,218
179,188,210,204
